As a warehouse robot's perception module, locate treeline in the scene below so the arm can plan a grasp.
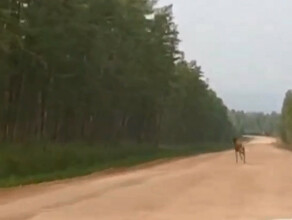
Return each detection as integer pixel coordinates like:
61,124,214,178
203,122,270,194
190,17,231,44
0,0,233,145
281,90,292,143
229,110,280,136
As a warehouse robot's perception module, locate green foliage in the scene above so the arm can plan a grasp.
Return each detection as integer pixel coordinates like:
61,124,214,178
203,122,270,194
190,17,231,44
0,142,230,187
281,90,292,143
0,0,237,187
0,0,232,145
161,60,233,144
229,110,280,136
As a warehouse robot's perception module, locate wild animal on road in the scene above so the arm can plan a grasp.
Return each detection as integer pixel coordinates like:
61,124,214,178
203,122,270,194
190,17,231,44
233,137,246,164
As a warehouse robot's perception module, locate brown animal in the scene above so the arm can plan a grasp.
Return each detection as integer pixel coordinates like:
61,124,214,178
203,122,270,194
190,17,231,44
233,138,246,164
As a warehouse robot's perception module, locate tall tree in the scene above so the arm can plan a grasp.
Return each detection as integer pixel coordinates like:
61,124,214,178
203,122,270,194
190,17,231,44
281,90,292,143
229,110,280,136
0,0,234,145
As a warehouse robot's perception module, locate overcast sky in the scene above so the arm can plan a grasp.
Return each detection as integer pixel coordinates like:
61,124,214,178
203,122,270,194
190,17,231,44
158,0,292,113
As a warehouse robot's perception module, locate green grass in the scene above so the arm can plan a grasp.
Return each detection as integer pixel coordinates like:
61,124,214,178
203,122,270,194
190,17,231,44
0,142,231,188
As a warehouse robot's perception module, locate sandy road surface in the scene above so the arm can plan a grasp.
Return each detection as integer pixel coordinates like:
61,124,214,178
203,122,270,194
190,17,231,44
1,137,292,220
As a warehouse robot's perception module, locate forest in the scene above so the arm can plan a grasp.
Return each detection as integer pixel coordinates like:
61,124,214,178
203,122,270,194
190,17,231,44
0,0,233,145
229,110,280,137
0,0,236,186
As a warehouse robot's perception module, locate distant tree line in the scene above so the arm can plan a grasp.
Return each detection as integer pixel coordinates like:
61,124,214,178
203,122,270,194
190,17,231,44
281,90,292,143
0,0,233,145
229,110,280,136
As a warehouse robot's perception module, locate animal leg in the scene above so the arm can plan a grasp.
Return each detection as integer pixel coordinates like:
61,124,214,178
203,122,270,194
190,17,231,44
239,151,243,161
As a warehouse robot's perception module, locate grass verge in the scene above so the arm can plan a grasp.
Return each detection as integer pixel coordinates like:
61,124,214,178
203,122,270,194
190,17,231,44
0,142,231,188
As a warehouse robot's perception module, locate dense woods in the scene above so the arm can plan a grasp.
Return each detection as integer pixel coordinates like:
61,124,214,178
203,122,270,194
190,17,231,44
229,110,280,136
0,0,232,145
281,90,292,143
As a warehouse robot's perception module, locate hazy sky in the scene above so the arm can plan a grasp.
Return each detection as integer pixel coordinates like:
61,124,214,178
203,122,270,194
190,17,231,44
158,0,292,113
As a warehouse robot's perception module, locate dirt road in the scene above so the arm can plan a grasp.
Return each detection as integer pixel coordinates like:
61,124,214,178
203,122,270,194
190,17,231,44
1,136,292,220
